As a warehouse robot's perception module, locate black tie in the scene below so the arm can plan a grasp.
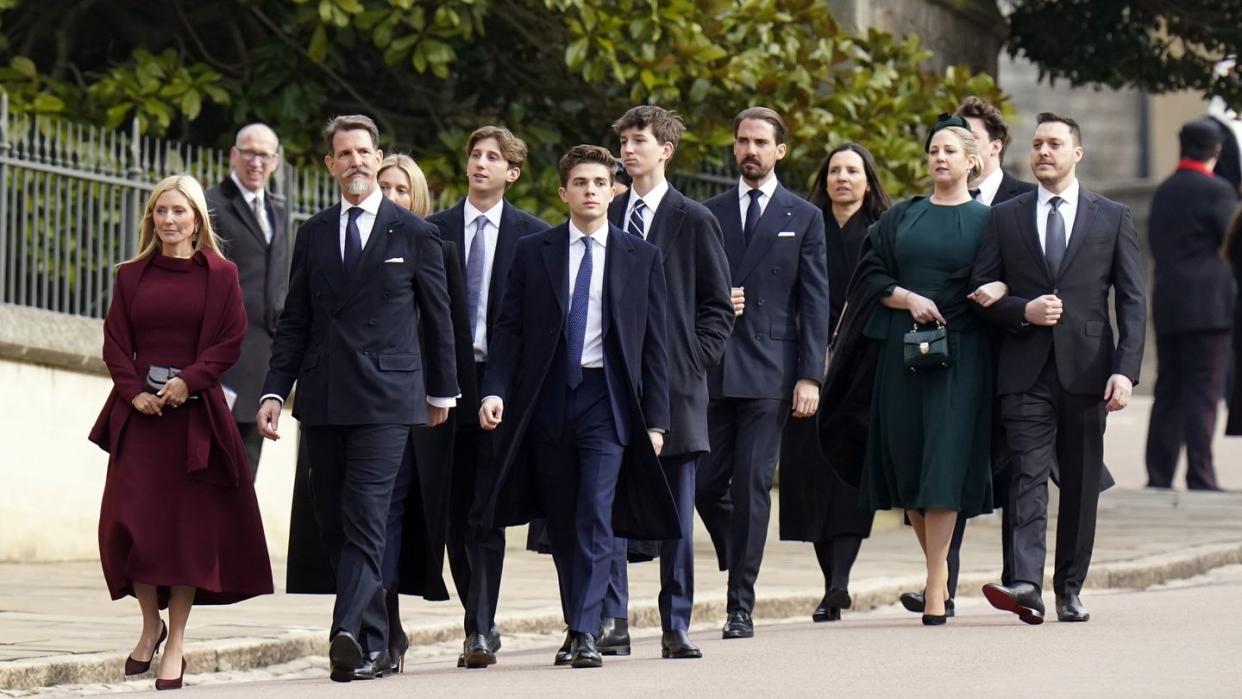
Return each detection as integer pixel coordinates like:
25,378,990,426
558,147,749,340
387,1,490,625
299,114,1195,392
1045,196,1066,276
344,206,363,269
743,189,763,245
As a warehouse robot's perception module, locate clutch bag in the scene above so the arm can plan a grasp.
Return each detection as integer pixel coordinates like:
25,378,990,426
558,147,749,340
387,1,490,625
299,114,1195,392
145,365,198,399
902,323,951,371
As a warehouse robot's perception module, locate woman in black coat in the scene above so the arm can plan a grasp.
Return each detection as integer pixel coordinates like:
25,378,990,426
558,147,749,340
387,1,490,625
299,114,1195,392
779,143,891,622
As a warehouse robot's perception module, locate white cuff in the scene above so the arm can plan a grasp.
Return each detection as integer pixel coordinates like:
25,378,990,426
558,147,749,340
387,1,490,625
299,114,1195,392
260,393,285,406
427,395,456,408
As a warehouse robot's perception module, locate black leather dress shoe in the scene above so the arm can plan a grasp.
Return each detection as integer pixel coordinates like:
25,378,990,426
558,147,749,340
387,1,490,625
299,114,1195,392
570,632,603,668
598,617,631,656
899,590,956,617
553,630,573,666
458,625,502,667
462,633,497,668
329,631,364,682
351,651,392,681
982,582,1045,625
812,588,852,622
721,610,754,639
1056,593,1090,622
661,630,702,659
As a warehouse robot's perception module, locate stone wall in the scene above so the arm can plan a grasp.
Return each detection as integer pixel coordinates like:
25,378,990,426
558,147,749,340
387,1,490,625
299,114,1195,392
827,0,1006,75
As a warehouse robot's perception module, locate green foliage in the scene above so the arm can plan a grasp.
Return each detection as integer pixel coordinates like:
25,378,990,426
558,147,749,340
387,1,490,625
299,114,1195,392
0,0,1007,215
1008,0,1242,110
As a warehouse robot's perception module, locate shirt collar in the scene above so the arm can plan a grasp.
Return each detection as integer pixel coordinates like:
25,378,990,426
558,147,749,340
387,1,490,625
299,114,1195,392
975,167,1004,203
464,198,504,229
738,175,779,201
1037,178,1079,208
629,179,669,215
340,187,384,217
229,171,263,204
569,219,610,246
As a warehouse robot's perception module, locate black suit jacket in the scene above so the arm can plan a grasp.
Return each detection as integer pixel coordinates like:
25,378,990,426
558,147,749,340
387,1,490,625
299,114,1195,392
608,186,733,456
972,187,1147,396
704,182,830,400
262,197,459,425
1148,168,1237,334
993,171,1037,206
480,223,678,540
206,176,290,420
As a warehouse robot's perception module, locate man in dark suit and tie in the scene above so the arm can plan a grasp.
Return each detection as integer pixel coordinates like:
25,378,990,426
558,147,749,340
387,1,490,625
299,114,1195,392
971,112,1146,624
479,145,674,669
206,123,289,479
426,126,548,668
696,107,830,640
1145,118,1238,491
595,106,733,660
898,97,1036,617
257,115,458,680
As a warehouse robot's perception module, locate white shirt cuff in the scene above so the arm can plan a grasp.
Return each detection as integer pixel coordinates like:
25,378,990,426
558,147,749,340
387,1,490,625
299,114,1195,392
427,396,457,408
260,393,285,405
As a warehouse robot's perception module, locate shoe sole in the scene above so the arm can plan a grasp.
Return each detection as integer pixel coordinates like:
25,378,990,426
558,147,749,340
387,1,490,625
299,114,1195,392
1057,614,1090,622
553,654,572,667
571,657,603,668
721,630,754,639
662,649,703,659
464,649,497,669
599,646,631,656
982,586,1044,625
899,595,924,614
328,635,364,682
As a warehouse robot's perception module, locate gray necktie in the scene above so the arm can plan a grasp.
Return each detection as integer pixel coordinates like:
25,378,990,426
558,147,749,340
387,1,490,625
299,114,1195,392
1045,196,1066,276
466,216,487,337
252,194,272,243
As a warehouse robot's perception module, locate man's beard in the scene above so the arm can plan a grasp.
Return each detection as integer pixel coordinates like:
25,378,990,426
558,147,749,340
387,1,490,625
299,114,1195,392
346,175,370,196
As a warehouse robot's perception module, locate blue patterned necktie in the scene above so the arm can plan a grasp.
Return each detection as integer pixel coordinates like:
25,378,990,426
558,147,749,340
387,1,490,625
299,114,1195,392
466,215,487,336
743,189,763,245
566,236,593,388
344,206,363,269
628,198,646,238
1045,196,1066,276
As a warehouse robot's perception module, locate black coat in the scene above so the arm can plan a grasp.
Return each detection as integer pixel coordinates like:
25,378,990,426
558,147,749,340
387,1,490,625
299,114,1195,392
704,183,831,400
206,176,290,420
993,171,1038,207
481,223,678,540
608,187,734,457
780,210,874,542
1148,168,1237,335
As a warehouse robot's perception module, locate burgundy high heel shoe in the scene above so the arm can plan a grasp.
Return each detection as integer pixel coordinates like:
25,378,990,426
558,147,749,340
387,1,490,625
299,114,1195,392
155,658,186,691
124,620,168,676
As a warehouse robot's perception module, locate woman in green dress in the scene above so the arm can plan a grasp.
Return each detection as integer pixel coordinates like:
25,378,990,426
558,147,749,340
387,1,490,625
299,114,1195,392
854,118,997,624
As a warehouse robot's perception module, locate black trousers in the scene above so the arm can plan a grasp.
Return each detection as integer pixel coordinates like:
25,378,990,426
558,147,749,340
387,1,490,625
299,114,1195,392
236,421,264,481
944,505,1016,597
303,424,409,653
813,536,862,592
696,397,789,613
1003,359,1105,596
1145,330,1228,490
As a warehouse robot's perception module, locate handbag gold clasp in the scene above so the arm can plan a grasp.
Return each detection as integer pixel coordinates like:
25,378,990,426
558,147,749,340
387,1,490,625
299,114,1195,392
919,342,930,355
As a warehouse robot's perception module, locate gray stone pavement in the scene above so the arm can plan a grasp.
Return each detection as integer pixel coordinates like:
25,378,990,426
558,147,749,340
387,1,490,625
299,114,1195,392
3,396,1242,693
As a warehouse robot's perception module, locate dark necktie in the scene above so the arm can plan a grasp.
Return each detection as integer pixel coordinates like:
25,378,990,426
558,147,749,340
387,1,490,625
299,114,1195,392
743,189,763,245
969,188,982,201
466,215,487,337
628,198,646,238
344,206,363,269
1045,196,1066,276
566,237,593,388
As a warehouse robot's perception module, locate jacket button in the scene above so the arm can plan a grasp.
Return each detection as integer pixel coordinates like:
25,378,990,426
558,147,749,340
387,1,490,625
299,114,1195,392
754,334,763,340
757,299,765,307
369,319,377,326
772,267,780,274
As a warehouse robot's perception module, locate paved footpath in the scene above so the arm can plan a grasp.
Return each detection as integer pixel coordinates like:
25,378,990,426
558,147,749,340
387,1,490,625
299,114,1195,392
3,396,1242,694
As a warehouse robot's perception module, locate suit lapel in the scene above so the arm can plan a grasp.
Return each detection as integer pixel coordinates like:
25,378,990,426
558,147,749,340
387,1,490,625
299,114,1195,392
608,198,626,229
649,187,686,251
1057,189,1097,280
490,200,525,326
226,181,270,249
736,184,793,283
314,205,345,299
337,199,399,310
541,225,569,319
717,193,745,275
444,199,468,274
605,224,635,338
1016,194,1052,284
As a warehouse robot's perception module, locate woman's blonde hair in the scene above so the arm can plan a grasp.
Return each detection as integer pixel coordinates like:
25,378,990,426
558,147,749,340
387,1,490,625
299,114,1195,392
121,175,222,265
379,154,433,217
933,126,985,182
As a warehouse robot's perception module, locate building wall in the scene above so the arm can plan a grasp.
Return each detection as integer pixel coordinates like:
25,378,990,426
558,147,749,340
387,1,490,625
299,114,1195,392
828,0,1006,75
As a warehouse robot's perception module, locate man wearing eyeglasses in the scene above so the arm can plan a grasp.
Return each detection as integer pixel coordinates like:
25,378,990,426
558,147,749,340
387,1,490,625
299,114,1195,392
207,123,290,479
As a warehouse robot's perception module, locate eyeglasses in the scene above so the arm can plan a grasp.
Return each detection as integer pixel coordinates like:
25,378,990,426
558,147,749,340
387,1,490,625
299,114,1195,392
236,148,278,164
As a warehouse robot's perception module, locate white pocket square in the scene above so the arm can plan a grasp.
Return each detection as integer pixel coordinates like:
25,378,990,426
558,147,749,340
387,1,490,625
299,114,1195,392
384,257,405,264
777,231,796,238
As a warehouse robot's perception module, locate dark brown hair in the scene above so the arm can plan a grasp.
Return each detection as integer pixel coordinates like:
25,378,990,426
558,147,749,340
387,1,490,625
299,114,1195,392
612,105,687,155
732,106,786,144
1036,112,1083,147
322,114,380,154
807,143,892,221
956,96,1011,152
466,125,529,168
558,145,616,186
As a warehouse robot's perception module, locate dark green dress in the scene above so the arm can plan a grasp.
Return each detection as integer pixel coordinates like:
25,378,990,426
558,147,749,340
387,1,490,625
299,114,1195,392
860,198,993,517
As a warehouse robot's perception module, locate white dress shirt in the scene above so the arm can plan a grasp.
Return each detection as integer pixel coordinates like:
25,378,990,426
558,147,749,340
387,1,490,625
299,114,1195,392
338,188,385,258
463,198,503,361
229,171,272,241
973,167,1004,206
568,220,608,369
625,179,669,239
737,175,779,229
1035,178,1080,252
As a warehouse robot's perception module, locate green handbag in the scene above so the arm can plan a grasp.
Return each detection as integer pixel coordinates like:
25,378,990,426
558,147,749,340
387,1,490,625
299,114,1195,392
902,322,951,371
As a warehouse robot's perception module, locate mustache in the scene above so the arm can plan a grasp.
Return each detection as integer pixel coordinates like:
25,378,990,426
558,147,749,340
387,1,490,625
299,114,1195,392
345,166,372,178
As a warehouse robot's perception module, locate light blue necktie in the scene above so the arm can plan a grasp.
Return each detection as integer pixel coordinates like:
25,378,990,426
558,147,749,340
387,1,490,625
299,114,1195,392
566,237,593,388
465,215,487,336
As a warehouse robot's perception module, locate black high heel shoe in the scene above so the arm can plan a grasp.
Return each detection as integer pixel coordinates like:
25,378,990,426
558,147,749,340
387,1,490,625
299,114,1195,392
385,588,409,673
154,658,186,690
922,586,950,626
125,620,168,676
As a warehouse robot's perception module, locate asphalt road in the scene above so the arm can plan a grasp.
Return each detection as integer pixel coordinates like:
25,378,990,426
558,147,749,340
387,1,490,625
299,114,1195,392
109,565,1242,698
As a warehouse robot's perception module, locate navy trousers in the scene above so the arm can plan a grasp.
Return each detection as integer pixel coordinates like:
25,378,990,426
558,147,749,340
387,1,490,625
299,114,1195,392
534,369,625,635
303,423,409,653
603,454,698,631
